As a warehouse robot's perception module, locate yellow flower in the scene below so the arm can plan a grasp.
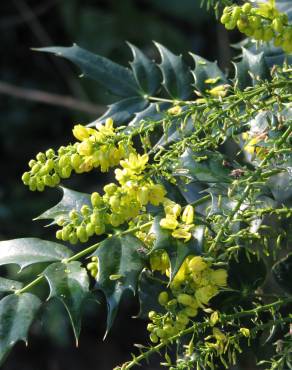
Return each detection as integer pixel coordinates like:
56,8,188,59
172,228,192,242
181,205,194,224
188,256,208,273
167,105,182,115
164,199,181,218
77,140,93,156
210,269,228,287
120,153,149,174
72,124,91,141
160,216,178,230
148,184,166,206
195,285,218,306
96,118,115,137
208,84,228,97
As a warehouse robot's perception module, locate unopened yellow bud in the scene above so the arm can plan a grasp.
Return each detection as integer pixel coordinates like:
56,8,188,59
188,256,207,273
167,105,182,115
158,291,169,306
213,327,227,341
182,205,194,224
210,311,219,326
177,293,196,307
239,328,250,337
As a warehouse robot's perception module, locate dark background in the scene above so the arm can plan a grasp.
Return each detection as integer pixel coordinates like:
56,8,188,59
0,1,241,369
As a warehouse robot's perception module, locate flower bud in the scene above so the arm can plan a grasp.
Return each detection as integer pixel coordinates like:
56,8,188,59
158,291,169,306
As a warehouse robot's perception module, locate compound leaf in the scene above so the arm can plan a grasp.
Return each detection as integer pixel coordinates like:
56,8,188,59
0,293,41,365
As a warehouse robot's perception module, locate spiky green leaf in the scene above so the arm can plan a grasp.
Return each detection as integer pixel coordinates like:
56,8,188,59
92,235,147,333
128,42,161,95
0,293,41,365
35,187,91,226
0,238,72,270
0,278,23,293
155,42,193,99
43,261,90,341
37,44,140,97
190,53,227,92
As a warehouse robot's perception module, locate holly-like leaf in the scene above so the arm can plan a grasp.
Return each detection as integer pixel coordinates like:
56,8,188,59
175,148,231,184
190,53,227,92
0,277,23,293
89,97,149,126
137,270,166,319
233,48,269,90
0,238,72,270
127,102,170,131
272,253,292,295
35,187,91,225
128,42,161,95
92,235,147,333
155,42,193,99
0,293,41,365
37,44,140,97
151,216,204,280
43,261,90,342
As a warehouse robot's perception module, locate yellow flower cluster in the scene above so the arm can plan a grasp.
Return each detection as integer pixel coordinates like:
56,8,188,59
147,255,228,342
160,200,195,242
221,1,292,53
56,153,166,243
22,119,129,191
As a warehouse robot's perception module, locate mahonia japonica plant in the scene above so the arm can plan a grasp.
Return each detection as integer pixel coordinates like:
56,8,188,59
0,0,291,369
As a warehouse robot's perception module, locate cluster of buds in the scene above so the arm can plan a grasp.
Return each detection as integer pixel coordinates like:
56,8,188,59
147,255,228,343
22,119,130,191
56,153,166,244
221,2,292,53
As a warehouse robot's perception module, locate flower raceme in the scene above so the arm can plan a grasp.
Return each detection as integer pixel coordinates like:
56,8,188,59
22,119,130,191
221,1,292,53
55,152,166,243
147,255,228,342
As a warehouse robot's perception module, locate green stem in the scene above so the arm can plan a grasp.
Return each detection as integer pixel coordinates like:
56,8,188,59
119,297,292,370
15,275,44,295
209,123,292,252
